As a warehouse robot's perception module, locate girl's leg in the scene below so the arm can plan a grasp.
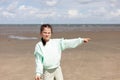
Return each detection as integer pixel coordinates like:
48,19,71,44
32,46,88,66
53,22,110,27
43,68,56,80
54,66,64,80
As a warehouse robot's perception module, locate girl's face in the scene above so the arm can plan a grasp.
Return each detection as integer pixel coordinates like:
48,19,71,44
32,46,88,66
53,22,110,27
40,27,52,42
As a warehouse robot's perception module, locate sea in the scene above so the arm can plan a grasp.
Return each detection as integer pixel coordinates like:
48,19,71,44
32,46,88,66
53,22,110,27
0,24,120,40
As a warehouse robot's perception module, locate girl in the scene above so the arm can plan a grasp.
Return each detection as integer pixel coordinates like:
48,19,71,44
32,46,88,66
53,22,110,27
34,24,90,80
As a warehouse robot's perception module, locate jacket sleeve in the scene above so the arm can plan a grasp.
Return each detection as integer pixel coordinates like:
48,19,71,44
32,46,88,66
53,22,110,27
60,37,84,51
34,44,43,76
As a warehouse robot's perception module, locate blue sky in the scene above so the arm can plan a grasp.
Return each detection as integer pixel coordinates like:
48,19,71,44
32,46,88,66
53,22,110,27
0,0,120,24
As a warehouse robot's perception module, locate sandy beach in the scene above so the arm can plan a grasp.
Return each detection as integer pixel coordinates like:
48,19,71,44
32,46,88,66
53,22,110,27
0,25,120,80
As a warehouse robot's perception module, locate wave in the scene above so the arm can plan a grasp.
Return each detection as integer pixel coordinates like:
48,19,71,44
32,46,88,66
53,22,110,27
9,35,38,40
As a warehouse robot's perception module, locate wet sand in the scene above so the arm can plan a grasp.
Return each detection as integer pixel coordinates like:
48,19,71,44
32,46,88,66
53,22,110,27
0,26,120,80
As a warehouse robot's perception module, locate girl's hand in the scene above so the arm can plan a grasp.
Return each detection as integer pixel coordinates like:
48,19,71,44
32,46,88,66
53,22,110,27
35,75,41,80
83,38,91,43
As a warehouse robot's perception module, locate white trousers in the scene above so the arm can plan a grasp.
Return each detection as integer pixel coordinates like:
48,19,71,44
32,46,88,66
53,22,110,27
43,66,64,80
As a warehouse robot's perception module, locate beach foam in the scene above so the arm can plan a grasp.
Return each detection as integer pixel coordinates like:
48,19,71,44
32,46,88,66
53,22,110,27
8,35,38,40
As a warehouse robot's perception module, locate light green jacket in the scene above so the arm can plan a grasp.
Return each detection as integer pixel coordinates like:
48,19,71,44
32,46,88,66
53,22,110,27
34,38,84,75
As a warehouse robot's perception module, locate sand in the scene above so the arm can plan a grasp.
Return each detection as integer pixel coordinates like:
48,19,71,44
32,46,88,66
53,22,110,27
0,26,120,80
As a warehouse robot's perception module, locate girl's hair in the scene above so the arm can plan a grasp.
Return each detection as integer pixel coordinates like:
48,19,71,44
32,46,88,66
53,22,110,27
40,24,53,46
41,37,46,46
40,24,53,33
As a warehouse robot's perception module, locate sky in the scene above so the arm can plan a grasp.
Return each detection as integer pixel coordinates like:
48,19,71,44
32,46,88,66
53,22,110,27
0,0,120,24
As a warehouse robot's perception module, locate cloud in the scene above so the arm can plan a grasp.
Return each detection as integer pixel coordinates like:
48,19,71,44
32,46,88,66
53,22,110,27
68,9,79,18
18,5,57,19
2,11,15,18
18,5,38,12
110,0,118,2
6,1,18,12
36,10,56,18
68,10,78,16
0,7,3,11
109,0,120,8
77,0,100,4
2,1,56,20
92,7,107,16
45,0,58,6
0,1,17,18
87,5,120,20
0,0,120,24
38,0,59,6
110,9,120,17
1,0,10,3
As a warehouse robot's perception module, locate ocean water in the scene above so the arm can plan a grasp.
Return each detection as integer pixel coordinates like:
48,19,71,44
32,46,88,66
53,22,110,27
0,24,120,40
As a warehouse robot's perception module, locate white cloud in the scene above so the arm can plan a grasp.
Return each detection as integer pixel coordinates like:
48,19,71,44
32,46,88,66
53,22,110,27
45,0,58,6
77,0,100,4
68,9,79,17
0,7,3,11
109,0,120,8
87,5,120,20
18,5,57,19
2,11,15,18
7,1,18,11
77,0,92,3
18,5,39,18
110,0,117,2
67,9,86,19
1,0,9,3
0,0,120,24
36,10,56,18
18,5,38,12
93,7,107,15
110,9,120,17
